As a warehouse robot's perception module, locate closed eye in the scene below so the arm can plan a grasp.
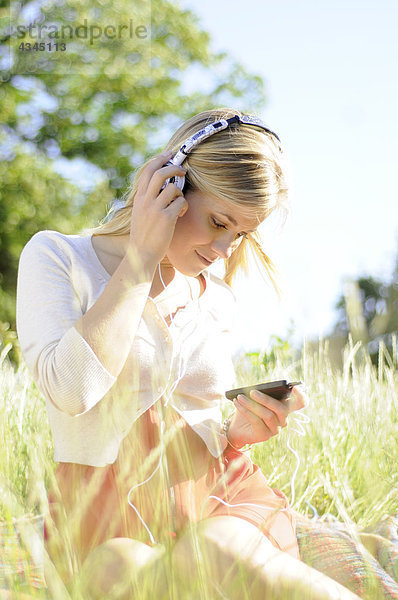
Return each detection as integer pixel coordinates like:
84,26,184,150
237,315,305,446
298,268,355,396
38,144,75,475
211,218,248,239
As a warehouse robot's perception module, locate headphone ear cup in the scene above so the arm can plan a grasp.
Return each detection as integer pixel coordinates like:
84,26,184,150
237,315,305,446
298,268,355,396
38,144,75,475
160,174,185,192
164,174,185,191
173,174,185,191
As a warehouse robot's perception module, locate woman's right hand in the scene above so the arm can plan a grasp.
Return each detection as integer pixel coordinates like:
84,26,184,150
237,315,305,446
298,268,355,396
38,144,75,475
128,152,188,266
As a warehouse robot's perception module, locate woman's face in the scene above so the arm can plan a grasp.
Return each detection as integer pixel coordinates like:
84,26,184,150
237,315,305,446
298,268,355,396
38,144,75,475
166,189,263,276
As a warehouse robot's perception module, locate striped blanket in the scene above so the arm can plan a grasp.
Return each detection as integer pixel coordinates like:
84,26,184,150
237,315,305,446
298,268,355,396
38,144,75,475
295,513,398,599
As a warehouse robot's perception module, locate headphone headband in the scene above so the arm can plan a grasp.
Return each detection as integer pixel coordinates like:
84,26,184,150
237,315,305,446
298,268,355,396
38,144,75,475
106,114,281,220
227,114,281,144
163,113,281,191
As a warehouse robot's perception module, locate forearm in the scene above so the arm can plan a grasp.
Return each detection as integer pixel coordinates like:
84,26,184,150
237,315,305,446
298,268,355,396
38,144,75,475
74,245,157,377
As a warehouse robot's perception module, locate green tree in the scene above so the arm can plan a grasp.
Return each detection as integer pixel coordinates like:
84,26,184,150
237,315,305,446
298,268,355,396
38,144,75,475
0,0,266,329
332,249,398,363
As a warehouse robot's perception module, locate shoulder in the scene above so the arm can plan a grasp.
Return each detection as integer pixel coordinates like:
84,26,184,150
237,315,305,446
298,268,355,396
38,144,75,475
21,229,80,251
19,229,87,266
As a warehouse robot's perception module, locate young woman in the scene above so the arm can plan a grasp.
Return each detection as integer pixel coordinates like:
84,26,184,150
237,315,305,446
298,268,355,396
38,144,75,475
16,108,360,599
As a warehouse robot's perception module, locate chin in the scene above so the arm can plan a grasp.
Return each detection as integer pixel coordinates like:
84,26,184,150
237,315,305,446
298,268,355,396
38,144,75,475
177,264,204,277
166,252,204,278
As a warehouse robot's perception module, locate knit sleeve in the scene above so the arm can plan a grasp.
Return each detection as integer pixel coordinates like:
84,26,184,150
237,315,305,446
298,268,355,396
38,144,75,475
16,231,117,416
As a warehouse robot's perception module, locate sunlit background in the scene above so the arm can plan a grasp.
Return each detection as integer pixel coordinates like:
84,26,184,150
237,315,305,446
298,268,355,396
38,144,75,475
1,0,397,361
181,0,398,356
1,5,398,594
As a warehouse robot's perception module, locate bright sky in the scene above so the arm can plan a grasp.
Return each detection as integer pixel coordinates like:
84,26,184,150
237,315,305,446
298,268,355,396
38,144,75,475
179,0,398,356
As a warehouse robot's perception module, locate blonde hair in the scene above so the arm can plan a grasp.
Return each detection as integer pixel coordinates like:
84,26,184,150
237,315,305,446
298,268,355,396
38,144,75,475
85,107,290,296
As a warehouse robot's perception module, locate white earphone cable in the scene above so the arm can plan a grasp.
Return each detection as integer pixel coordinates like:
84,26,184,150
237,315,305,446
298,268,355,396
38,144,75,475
126,264,203,543
126,264,310,545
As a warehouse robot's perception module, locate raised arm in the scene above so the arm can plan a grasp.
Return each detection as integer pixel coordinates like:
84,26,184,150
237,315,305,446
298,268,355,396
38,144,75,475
16,153,188,416
73,153,188,376
72,244,156,378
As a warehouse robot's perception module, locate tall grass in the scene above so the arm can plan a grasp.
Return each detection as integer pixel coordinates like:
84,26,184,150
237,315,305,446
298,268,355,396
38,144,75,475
0,336,397,599
234,336,398,527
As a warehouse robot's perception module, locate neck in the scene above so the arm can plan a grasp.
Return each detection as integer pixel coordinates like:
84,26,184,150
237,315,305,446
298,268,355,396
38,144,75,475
160,256,175,270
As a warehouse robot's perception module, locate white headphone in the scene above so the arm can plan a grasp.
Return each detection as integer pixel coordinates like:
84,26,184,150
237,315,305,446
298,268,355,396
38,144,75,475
161,113,282,192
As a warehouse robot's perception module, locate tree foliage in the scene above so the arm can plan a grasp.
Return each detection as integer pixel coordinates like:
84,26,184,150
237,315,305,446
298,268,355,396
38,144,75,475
332,250,398,362
0,0,267,328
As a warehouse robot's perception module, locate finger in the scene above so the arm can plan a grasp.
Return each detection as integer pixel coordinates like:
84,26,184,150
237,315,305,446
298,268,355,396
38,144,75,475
145,164,187,200
237,395,282,434
249,389,290,408
234,397,259,426
157,182,184,209
288,386,309,412
249,389,289,423
136,153,173,193
159,188,188,220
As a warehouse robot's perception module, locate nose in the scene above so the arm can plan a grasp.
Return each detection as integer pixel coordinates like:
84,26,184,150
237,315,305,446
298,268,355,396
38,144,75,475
210,235,238,260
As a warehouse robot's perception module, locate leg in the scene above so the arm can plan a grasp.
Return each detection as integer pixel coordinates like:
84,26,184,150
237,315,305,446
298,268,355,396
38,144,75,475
73,537,170,600
171,515,362,600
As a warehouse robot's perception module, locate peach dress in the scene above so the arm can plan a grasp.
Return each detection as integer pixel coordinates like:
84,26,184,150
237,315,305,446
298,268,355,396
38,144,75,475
44,273,299,585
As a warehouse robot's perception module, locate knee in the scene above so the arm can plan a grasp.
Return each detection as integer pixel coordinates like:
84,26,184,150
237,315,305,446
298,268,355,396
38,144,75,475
76,537,167,600
196,515,271,554
172,516,275,579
